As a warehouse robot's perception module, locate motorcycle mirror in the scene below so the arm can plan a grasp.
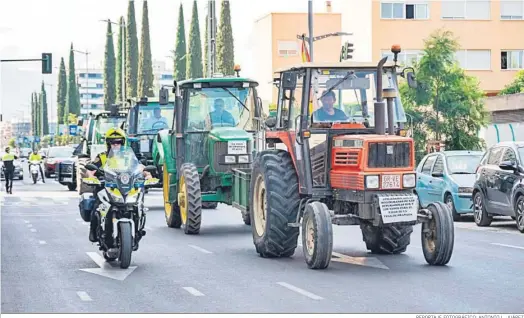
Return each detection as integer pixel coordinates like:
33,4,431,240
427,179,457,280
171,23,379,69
144,165,157,173
85,163,98,171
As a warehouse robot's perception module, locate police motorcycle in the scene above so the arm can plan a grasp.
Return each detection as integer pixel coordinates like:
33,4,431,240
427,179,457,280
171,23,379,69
81,146,159,269
29,160,42,184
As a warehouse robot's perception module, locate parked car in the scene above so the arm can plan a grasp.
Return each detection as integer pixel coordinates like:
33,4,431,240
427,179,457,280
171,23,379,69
416,150,484,221
43,146,74,177
473,141,524,232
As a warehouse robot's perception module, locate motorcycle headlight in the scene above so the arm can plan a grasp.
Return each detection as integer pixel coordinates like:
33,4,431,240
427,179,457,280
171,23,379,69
107,188,124,203
403,173,416,188
365,175,379,189
126,191,140,204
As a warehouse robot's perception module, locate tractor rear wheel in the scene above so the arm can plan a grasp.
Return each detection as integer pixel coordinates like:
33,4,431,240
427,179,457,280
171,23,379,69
360,222,413,254
250,150,300,258
178,163,202,235
163,162,181,228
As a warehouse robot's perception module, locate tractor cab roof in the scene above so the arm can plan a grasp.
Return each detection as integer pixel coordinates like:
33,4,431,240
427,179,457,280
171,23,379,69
274,60,398,74
178,76,259,88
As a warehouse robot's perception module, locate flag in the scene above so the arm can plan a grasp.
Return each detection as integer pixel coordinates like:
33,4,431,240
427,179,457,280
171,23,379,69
301,37,311,63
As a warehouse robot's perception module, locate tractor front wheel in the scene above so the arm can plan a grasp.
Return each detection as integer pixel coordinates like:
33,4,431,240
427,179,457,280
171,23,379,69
250,150,300,258
178,163,202,235
302,201,333,270
163,162,181,228
421,202,454,265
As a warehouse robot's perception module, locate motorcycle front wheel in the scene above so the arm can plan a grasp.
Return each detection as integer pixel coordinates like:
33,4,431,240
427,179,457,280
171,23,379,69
32,174,37,184
118,222,133,269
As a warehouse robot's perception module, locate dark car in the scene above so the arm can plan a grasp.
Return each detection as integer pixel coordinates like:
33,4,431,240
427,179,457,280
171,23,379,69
472,141,524,233
43,146,74,177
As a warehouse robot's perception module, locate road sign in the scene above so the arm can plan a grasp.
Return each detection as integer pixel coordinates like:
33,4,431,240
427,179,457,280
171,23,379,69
23,137,28,143
69,125,78,136
35,136,40,143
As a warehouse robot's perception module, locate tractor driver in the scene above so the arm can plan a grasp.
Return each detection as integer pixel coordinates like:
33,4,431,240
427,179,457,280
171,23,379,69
208,98,236,127
142,107,169,130
312,90,349,122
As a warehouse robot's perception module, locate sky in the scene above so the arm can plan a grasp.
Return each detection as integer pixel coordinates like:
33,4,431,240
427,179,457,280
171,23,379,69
0,0,350,124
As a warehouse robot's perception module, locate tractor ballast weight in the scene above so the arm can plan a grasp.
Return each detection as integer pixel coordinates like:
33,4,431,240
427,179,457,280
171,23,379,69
238,45,454,270
152,73,266,234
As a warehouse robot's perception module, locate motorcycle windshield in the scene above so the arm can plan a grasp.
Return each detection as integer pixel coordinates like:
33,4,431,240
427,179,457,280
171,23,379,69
103,146,142,195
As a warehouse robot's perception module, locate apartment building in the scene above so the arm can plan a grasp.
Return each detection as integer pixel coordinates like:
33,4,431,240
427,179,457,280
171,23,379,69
77,68,105,115
252,10,343,109
373,0,524,95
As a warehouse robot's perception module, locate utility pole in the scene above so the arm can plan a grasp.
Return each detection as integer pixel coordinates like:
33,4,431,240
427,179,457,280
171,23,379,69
72,49,90,116
308,0,314,61
207,0,217,77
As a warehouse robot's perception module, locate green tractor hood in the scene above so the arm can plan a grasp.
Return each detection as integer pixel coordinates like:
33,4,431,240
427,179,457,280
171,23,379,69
208,127,252,141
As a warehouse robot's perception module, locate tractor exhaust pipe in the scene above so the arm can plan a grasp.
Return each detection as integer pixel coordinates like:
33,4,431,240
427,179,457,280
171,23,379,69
374,56,388,135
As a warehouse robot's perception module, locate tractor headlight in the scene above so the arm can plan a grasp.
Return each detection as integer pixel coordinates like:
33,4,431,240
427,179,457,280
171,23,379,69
224,156,236,164
365,175,379,189
403,173,416,188
238,155,249,163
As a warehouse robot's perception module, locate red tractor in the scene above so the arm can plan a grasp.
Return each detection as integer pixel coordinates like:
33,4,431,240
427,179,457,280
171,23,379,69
248,46,454,269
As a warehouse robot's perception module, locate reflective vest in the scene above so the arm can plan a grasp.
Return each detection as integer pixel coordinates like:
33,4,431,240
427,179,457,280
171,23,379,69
2,153,15,161
29,153,42,161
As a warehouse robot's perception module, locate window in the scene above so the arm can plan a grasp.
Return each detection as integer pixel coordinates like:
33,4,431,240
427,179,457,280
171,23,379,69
441,0,491,20
421,155,436,174
501,50,524,70
96,84,103,88
381,1,429,19
500,0,524,19
487,147,504,165
455,50,491,70
88,73,103,79
502,147,517,162
432,156,444,175
518,147,524,163
161,74,173,80
277,41,299,57
381,50,424,67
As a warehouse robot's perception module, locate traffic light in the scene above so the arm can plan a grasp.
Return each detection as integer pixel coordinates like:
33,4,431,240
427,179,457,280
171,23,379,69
340,42,354,61
41,53,52,74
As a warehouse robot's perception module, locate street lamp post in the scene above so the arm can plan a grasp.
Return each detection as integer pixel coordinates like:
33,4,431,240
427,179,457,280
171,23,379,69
101,18,126,106
308,0,314,61
72,49,90,116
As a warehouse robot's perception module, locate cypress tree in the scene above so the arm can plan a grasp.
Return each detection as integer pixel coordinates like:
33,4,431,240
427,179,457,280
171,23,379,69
174,3,187,81
203,11,208,78
116,16,125,103
36,92,41,136
126,0,139,98
31,93,35,134
67,43,80,116
187,0,203,79
41,82,49,135
104,20,117,109
216,0,235,76
57,57,67,126
138,0,155,97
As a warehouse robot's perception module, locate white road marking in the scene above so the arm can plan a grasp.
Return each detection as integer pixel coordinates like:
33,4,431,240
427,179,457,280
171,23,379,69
27,224,33,228
491,243,524,250
76,291,92,301
30,228,36,232
23,220,29,224
182,287,205,296
188,244,213,254
276,282,323,300
79,252,137,281
39,240,47,245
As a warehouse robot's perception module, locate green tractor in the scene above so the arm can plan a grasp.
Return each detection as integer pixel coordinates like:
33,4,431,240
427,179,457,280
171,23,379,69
74,106,127,194
152,76,265,234
123,89,175,189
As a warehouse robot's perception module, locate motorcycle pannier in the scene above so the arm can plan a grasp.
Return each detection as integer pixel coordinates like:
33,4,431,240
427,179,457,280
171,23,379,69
79,196,95,222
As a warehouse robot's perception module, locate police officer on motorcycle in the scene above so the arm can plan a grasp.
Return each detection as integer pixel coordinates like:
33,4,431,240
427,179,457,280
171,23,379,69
88,128,151,242
29,149,45,183
1,147,18,194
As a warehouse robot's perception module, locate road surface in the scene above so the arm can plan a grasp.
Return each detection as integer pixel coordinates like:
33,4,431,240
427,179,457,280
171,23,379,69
1,172,523,313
